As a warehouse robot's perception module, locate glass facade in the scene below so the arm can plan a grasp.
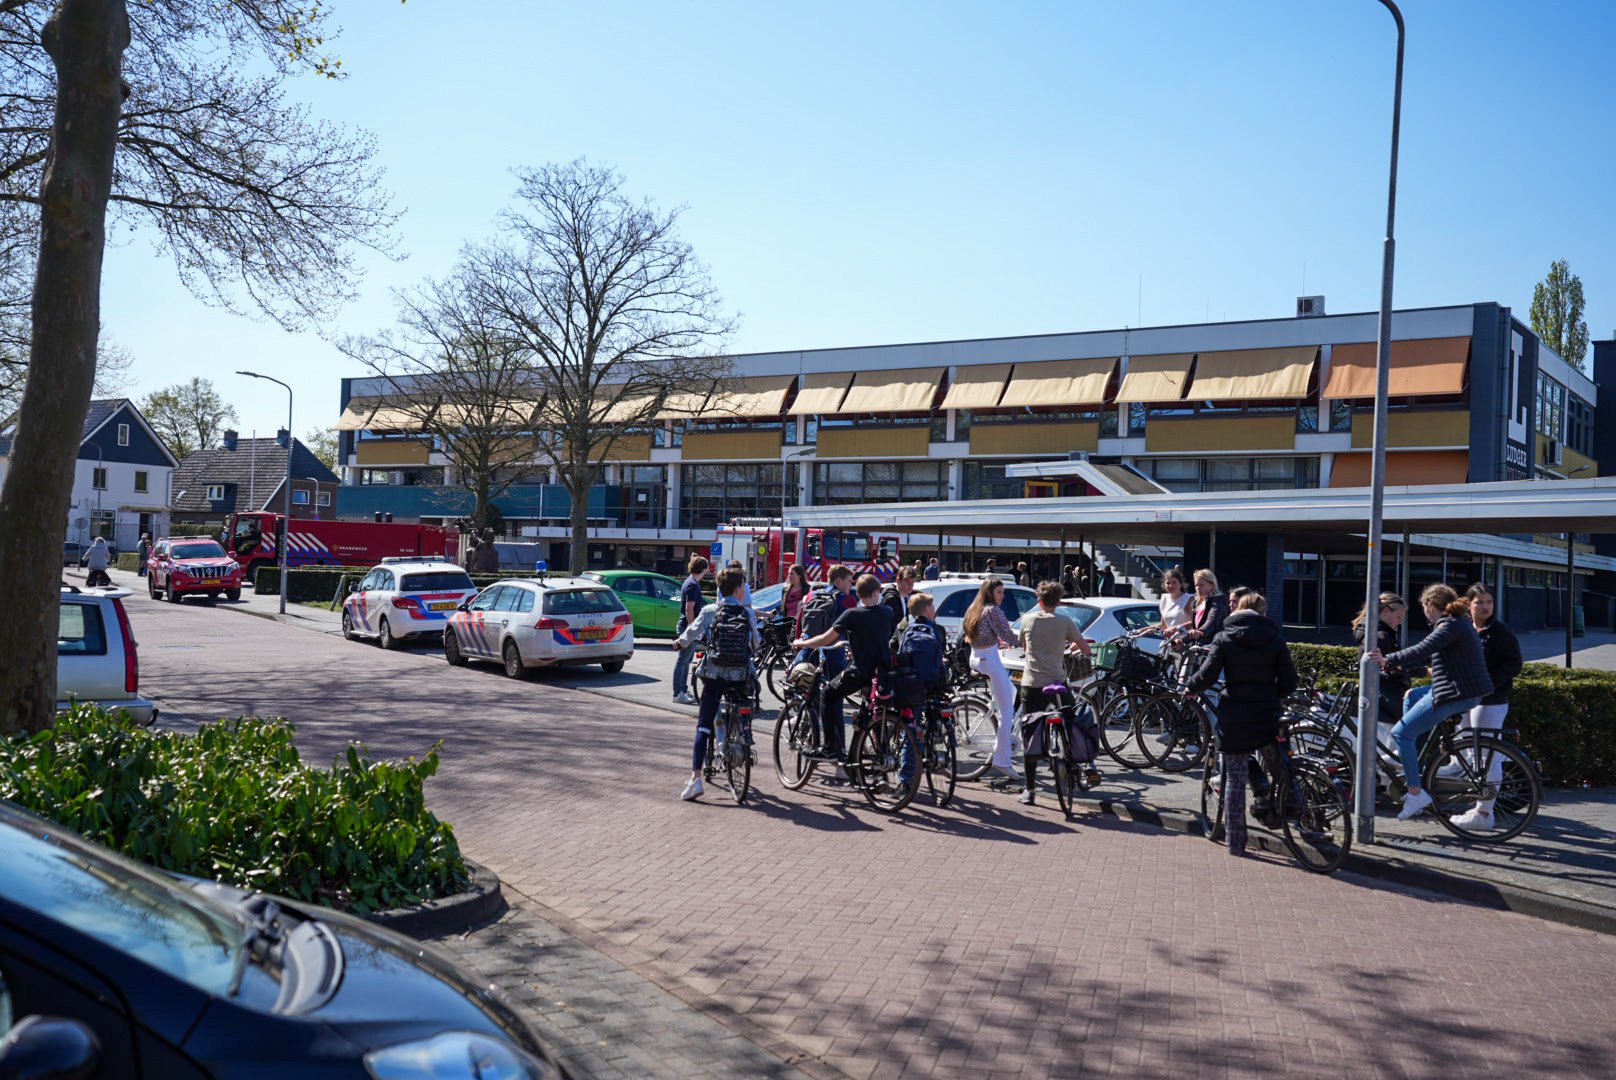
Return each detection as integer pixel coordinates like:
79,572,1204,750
813,461,947,505
680,463,785,530
1143,456,1319,493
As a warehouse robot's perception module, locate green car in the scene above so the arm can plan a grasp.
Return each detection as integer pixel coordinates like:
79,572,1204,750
583,570,685,638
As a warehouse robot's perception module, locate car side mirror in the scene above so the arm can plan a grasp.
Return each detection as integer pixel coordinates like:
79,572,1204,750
457,600,471,612
0,1015,102,1080
346,583,358,594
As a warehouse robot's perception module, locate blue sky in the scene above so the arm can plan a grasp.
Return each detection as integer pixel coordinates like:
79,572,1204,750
98,0,1616,438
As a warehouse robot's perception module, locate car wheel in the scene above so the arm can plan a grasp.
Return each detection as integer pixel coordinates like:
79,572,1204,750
147,576,159,600
341,609,357,641
225,588,241,602
601,660,625,674
445,630,468,667
378,617,398,650
167,584,182,604
503,639,531,680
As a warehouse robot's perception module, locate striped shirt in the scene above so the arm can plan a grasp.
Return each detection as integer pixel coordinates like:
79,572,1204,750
970,604,1017,649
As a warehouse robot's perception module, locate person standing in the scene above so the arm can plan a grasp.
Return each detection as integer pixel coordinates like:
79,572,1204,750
675,567,762,801
136,532,151,578
1097,563,1116,597
1016,580,1094,804
1183,569,1227,642
1186,591,1297,856
781,564,810,623
724,559,752,606
984,557,998,577
1370,584,1493,820
924,557,941,581
1352,593,1409,725
882,565,917,633
1156,567,1192,638
963,577,1021,782
1014,561,1031,587
672,554,710,705
1448,584,1522,829
1060,564,1080,599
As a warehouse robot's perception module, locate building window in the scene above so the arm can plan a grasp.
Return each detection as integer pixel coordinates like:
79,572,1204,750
1564,394,1594,457
291,489,310,506
1127,403,1147,436
317,490,332,507
1143,456,1319,493
133,471,148,493
206,484,225,500
116,423,130,447
811,460,947,506
1329,400,1353,433
91,467,107,490
359,470,393,486
1535,371,1565,441
680,463,785,531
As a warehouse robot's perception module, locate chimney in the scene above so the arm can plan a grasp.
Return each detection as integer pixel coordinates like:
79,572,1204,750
276,428,289,449
222,429,238,451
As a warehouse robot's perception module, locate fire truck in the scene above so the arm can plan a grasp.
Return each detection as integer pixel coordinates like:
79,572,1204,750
225,511,460,581
713,519,900,586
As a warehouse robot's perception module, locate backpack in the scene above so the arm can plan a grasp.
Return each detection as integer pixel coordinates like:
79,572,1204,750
798,587,840,639
894,619,944,705
707,604,753,669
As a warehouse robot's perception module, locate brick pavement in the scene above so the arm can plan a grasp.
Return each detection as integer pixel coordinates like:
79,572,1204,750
127,584,1616,1079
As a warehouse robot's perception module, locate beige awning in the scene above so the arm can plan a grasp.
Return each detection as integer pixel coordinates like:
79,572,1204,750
435,399,544,429
998,358,1117,409
1115,354,1194,404
656,388,713,421
788,372,854,416
338,397,435,432
334,398,383,431
701,374,797,419
1323,337,1471,399
1188,346,1318,401
939,364,1012,411
832,367,944,414
598,392,658,425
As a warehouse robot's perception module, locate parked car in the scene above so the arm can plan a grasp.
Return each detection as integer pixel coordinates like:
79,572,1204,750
446,576,634,677
581,569,683,638
928,580,1040,640
1000,596,1164,677
147,537,244,603
0,800,566,1080
56,584,155,726
342,559,478,649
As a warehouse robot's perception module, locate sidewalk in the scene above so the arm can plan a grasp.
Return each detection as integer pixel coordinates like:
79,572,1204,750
92,566,344,634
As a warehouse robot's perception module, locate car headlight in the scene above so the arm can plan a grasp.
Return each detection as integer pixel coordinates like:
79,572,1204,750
364,1031,561,1080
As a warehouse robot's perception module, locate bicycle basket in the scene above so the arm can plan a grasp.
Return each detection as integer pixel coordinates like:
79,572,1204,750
1114,646,1156,684
1065,653,1095,683
762,619,792,650
1092,640,1120,671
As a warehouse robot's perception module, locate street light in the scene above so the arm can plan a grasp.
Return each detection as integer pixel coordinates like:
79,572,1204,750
237,371,293,614
781,447,816,581
84,441,103,541
1354,0,1406,846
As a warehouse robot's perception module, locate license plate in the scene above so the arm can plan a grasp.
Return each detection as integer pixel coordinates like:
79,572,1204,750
430,601,458,611
574,628,609,641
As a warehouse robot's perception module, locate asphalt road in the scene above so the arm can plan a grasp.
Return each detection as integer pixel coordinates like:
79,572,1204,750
126,584,1616,1079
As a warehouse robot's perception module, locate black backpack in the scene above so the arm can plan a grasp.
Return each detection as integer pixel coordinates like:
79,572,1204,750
798,587,840,639
894,619,944,705
707,604,753,668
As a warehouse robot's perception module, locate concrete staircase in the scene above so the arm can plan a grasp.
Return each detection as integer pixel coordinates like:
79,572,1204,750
1092,542,1181,601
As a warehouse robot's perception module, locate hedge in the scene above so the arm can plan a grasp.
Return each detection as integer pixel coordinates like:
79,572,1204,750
115,552,141,573
0,705,467,913
1287,641,1616,788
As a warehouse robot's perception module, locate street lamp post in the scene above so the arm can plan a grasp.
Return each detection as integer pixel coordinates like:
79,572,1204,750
782,448,816,580
85,441,103,540
237,371,293,614
1354,0,1406,846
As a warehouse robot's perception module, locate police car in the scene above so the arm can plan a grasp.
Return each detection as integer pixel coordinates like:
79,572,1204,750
341,558,479,649
444,575,634,678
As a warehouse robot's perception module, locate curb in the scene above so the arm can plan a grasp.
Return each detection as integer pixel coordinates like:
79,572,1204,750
365,859,505,938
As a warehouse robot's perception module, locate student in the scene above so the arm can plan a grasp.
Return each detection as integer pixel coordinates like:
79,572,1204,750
671,554,710,705
963,577,1021,782
781,564,810,623
794,574,897,763
1015,561,1031,587
1448,584,1522,829
1156,567,1192,638
1183,569,1227,642
674,567,762,801
1016,580,1095,804
1060,564,1080,599
1352,592,1409,723
882,565,917,633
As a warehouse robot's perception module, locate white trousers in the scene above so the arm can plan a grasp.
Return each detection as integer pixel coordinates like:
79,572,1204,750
1465,702,1509,812
972,646,1017,768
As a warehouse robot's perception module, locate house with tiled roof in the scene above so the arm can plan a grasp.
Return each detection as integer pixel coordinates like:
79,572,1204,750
0,398,179,550
170,429,340,526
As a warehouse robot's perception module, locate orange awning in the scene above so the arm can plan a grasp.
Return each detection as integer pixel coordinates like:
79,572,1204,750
1329,450,1470,488
1323,337,1471,399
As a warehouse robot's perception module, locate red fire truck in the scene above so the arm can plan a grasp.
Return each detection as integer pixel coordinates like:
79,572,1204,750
225,511,460,581
713,519,900,586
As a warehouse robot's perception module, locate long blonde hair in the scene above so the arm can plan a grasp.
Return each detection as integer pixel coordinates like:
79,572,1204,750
1190,568,1220,613
962,577,1002,642
1351,592,1406,631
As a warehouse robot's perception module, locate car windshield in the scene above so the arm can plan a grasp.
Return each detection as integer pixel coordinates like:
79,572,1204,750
400,571,474,592
544,589,625,616
750,583,786,609
0,815,244,996
1011,603,1104,634
172,542,226,560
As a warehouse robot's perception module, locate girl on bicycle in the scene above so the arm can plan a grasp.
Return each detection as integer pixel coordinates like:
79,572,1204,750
1156,567,1192,639
1369,584,1493,821
963,577,1021,783
1352,593,1409,723
1182,569,1227,642
1186,591,1297,857
1447,584,1522,830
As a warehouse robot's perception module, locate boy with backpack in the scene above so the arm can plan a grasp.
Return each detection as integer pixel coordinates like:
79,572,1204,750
893,591,945,707
674,567,762,801
794,573,894,764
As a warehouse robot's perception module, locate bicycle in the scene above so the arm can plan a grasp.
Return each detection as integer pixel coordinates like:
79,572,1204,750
1092,628,1170,767
943,632,1000,782
847,678,921,813
904,694,958,808
774,662,831,789
701,682,755,804
1199,723,1353,874
1132,640,1215,773
756,617,795,703
1020,682,1099,820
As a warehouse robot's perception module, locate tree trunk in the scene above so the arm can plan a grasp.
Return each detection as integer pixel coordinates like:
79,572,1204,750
567,479,589,575
0,0,129,736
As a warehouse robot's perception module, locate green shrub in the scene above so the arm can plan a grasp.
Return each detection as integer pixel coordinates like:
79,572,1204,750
0,705,467,913
166,523,223,538
115,552,141,572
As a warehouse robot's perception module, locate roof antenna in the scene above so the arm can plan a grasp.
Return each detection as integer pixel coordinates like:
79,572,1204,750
1137,276,1143,326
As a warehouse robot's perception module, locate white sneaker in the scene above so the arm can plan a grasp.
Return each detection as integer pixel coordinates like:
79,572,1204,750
1449,807,1495,831
1152,732,1173,746
1017,789,1036,806
1435,761,1466,780
680,777,704,801
673,692,697,705
1396,790,1434,820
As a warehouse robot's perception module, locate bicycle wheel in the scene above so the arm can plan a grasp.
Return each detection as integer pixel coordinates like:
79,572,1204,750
1289,721,1355,804
1199,753,1225,842
763,650,789,704
923,721,957,808
1427,735,1541,843
1137,694,1209,773
852,714,919,813
951,691,997,781
1048,725,1074,819
773,699,817,790
1278,757,1352,874
1098,692,1150,768
725,714,752,805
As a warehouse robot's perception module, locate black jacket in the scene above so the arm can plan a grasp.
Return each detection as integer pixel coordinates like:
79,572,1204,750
1384,615,1493,705
1187,610,1299,754
1475,617,1523,705
1353,620,1411,701
1188,595,1227,641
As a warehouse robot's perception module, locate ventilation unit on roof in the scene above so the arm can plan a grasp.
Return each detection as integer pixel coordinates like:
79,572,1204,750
1296,295,1326,317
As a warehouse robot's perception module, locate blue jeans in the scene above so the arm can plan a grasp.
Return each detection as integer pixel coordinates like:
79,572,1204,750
1391,686,1481,792
673,642,696,699
820,649,846,759
693,678,748,771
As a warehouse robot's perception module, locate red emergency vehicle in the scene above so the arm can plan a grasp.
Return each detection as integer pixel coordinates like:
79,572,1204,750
225,511,460,580
713,519,900,586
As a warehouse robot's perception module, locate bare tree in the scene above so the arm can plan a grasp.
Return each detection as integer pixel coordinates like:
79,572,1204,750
0,330,131,422
140,376,239,459
469,161,733,573
344,267,549,530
